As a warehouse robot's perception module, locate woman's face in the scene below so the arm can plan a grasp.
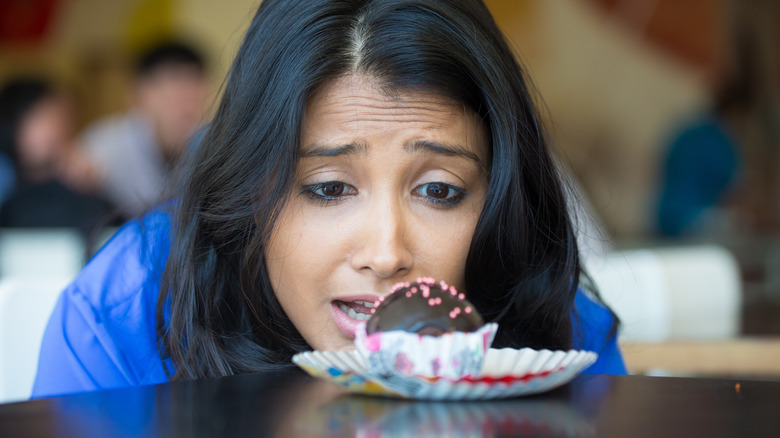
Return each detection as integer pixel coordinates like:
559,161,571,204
265,75,489,351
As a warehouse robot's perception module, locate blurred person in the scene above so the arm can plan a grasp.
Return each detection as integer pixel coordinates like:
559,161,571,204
78,41,208,218
0,78,112,236
0,151,15,205
655,79,749,237
655,29,757,238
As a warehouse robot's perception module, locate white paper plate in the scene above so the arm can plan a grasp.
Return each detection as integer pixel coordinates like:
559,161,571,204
292,347,597,400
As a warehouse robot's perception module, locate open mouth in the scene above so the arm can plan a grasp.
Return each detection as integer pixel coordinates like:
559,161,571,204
334,300,375,321
331,296,382,339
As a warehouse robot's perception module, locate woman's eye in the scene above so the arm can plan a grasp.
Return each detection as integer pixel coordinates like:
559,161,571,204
414,182,465,208
421,183,449,199
320,182,345,197
302,181,356,203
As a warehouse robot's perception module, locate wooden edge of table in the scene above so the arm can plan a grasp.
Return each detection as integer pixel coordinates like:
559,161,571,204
620,338,780,377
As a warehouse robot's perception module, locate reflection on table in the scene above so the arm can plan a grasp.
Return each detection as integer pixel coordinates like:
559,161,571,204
1,370,779,437
278,380,602,437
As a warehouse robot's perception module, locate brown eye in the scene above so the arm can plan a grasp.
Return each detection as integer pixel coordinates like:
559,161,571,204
305,181,355,201
414,182,466,209
423,183,448,199
321,182,345,197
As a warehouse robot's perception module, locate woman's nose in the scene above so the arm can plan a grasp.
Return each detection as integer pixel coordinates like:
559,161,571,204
351,198,414,279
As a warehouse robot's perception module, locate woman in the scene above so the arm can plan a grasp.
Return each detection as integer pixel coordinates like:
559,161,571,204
33,0,625,398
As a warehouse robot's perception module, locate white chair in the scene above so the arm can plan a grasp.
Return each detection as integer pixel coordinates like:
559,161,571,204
589,244,742,342
0,276,71,404
0,229,85,278
0,229,86,404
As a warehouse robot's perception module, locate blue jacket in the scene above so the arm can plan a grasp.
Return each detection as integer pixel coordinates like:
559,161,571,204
32,210,626,399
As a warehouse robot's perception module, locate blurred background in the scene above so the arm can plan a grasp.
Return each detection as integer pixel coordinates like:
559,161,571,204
0,0,778,403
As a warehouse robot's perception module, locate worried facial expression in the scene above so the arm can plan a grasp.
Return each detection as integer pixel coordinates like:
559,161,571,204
265,75,489,351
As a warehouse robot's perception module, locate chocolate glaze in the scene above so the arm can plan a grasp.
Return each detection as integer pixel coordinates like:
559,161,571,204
365,278,484,336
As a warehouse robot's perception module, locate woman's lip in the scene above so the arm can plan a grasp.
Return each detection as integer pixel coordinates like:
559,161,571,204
331,302,362,339
332,294,383,305
330,294,383,339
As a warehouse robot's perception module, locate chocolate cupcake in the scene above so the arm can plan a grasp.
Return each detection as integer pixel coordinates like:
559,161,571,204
355,277,497,380
365,278,484,336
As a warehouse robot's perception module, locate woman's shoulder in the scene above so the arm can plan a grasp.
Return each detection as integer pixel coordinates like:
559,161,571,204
572,288,618,349
572,288,627,374
33,209,174,395
73,208,173,312
574,289,613,324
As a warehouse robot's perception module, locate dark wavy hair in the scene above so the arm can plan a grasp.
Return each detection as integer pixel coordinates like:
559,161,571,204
159,0,583,380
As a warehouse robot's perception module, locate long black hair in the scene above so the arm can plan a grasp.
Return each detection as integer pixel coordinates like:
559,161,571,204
159,0,582,380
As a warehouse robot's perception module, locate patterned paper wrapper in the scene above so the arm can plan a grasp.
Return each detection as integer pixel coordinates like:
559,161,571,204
354,322,498,380
292,347,599,400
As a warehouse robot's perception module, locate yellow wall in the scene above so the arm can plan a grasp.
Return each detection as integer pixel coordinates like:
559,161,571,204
0,0,259,124
175,0,260,115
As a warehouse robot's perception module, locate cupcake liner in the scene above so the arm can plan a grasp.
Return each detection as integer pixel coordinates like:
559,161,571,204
355,323,498,380
292,347,598,400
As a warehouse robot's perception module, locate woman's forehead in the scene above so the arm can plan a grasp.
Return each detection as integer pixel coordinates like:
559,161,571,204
302,75,489,161
309,75,468,115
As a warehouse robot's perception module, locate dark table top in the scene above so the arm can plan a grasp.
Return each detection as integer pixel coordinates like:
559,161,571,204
1,370,779,437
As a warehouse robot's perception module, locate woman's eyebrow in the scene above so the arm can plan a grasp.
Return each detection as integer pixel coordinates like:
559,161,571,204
300,142,367,157
405,139,484,167
300,139,484,167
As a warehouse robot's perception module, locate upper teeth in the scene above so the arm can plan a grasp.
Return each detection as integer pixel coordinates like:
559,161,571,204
355,300,375,308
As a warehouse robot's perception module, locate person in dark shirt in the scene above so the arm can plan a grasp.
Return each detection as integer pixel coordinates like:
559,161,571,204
0,78,113,237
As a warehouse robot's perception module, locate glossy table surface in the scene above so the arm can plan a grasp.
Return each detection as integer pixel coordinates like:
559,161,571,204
1,370,779,437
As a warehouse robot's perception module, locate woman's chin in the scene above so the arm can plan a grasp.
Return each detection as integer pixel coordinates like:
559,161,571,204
334,342,357,352
326,341,355,351
307,335,358,352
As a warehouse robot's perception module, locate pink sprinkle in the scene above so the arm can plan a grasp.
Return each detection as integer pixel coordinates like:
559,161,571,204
454,307,461,314
440,280,449,290
458,293,465,300
435,297,442,305
391,281,405,293
421,285,430,298
378,296,385,302
405,291,412,298
450,286,458,295
370,308,376,314
449,311,456,319
464,306,472,314
419,277,435,285
411,287,418,294
428,298,436,306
